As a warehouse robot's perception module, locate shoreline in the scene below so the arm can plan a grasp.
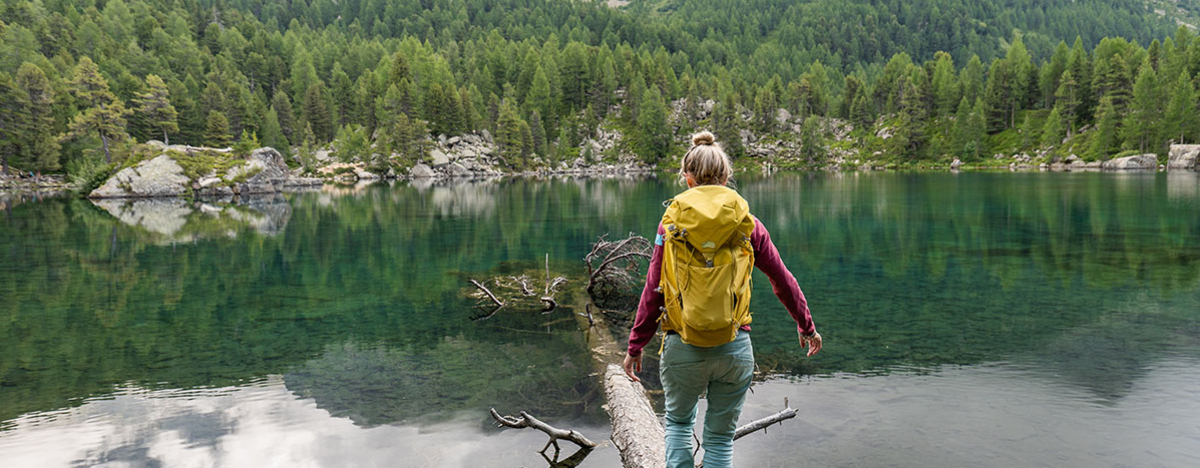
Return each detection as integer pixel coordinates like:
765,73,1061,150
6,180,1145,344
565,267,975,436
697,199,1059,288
3,165,1194,200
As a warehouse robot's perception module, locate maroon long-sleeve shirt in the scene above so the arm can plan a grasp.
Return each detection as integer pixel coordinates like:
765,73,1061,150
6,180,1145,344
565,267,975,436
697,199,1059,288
626,219,815,357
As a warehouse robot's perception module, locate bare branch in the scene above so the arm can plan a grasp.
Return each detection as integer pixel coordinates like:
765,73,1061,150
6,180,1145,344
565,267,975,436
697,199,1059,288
470,279,504,308
734,401,798,440
489,408,598,450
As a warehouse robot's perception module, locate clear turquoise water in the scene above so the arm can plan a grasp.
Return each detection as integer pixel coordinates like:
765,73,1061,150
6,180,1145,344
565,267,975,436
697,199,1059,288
2,172,1199,467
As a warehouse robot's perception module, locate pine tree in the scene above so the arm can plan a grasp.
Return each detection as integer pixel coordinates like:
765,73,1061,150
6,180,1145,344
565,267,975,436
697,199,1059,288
302,84,332,143
13,63,61,172
205,110,232,147
931,51,960,116
1088,97,1119,160
1121,64,1162,153
0,73,20,174
133,74,178,145
527,66,553,124
65,56,130,163
637,87,671,163
713,93,744,158
1054,70,1081,139
260,108,289,152
960,55,985,103
529,110,547,159
955,96,984,159
1163,71,1199,144
330,62,354,127
850,92,873,133
1042,106,1064,148
271,90,296,143
495,98,527,167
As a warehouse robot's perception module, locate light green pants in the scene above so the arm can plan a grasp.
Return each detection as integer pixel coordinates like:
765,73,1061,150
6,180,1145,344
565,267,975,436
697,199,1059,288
659,330,754,468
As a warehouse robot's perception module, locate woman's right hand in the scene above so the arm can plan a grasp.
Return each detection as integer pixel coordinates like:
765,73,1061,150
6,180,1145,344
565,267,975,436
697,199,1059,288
800,331,823,357
622,352,642,382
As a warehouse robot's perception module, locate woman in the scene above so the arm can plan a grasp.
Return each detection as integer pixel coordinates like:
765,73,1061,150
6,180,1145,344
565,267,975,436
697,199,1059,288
622,131,821,468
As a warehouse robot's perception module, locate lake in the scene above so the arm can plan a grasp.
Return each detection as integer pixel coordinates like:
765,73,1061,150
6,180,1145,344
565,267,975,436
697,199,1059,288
2,171,1199,468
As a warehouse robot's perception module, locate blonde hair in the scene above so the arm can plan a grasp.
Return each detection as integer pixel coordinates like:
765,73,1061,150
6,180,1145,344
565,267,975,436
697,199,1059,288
680,131,733,187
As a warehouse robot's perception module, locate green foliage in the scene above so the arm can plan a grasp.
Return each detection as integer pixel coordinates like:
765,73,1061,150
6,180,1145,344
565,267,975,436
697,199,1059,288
333,124,372,164
2,0,1200,169
167,149,238,183
232,130,260,157
132,75,178,145
204,111,232,148
64,57,129,163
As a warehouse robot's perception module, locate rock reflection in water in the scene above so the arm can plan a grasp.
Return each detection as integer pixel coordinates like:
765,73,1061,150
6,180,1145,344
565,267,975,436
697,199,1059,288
91,195,292,242
0,377,620,468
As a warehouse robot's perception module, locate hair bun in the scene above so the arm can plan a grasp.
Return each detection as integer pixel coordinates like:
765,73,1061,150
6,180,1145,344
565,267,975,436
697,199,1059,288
692,131,715,146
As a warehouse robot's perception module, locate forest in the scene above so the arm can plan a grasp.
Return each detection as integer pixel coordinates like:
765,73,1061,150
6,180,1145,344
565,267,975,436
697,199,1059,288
1,0,1199,180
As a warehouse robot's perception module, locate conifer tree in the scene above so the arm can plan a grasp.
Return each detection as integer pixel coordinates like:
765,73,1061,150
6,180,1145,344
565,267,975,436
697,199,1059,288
1088,97,1119,160
260,107,289,152
495,98,528,167
302,84,332,143
271,90,296,143
205,110,232,147
529,110,547,159
1054,70,1081,139
65,57,130,163
931,51,960,116
637,87,671,162
13,63,61,172
133,74,178,145
0,73,20,174
1042,106,1064,148
1121,64,1162,153
1163,71,1199,144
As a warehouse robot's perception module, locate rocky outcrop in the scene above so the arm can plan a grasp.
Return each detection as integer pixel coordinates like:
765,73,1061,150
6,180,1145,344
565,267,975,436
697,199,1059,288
1168,144,1200,170
1102,154,1159,170
90,147,321,199
91,154,190,198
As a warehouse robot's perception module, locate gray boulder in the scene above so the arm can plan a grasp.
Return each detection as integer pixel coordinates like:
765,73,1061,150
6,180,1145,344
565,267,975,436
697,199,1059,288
90,154,190,198
431,149,451,167
1168,144,1200,170
446,162,471,177
1102,154,1159,170
410,163,435,178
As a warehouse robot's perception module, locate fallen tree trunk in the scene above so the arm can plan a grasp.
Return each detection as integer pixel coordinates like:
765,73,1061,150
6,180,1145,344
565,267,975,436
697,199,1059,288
603,363,667,468
575,299,666,468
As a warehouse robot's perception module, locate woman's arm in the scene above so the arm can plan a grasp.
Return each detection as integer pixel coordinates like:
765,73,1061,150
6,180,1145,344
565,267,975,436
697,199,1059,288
626,224,667,357
750,218,816,336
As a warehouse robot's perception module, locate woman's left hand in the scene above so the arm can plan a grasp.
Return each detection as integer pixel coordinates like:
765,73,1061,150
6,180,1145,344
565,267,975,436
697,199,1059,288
800,331,823,357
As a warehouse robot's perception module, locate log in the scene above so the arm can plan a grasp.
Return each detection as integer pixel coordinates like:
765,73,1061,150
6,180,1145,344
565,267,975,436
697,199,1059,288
604,363,667,468
574,299,666,468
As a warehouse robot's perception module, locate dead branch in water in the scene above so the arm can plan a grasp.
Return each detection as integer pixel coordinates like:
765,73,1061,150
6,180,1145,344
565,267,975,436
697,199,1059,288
734,398,798,440
470,279,504,308
584,233,652,307
489,407,598,456
466,253,569,317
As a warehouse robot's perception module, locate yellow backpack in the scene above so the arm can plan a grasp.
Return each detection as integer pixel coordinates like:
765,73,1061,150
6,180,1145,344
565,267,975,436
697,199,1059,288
658,185,756,347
